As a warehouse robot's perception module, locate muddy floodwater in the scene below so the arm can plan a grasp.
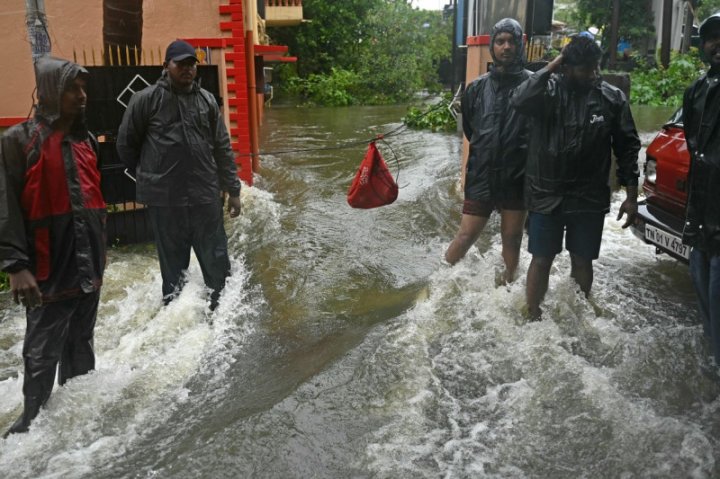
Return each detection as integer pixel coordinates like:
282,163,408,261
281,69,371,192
1,103,718,478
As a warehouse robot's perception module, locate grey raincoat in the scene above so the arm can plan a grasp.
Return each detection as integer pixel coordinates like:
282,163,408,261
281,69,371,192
116,71,241,206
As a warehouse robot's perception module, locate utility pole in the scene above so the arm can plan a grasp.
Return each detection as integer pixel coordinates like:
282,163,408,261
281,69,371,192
661,0,673,68
25,0,50,61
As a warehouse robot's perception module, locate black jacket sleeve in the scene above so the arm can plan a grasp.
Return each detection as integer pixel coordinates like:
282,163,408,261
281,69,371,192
510,67,553,117
208,96,241,197
116,90,150,172
0,129,31,273
461,82,475,141
683,82,701,241
610,91,640,187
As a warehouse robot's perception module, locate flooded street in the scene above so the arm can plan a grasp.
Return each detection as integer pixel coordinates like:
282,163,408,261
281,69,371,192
1,104,718,478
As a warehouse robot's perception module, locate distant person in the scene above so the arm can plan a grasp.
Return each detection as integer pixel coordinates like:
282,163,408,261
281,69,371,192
0,57,106,436
445,18,530,284
510,35,641,319
117,40,242,310
682,12,720,365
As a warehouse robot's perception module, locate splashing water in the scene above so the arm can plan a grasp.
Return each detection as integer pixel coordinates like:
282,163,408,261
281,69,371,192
0,105,717,478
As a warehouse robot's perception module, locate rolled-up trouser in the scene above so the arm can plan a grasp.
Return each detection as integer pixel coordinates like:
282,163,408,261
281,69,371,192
23,290,100,403
147,200,231,307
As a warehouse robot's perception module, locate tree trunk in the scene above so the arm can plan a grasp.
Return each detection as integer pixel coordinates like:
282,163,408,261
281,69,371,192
103,0,143,65
660,0,673,68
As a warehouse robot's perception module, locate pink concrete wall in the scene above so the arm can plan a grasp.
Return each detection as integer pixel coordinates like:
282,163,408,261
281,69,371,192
0,0,226,120
142,0,223,52
1,0,44,120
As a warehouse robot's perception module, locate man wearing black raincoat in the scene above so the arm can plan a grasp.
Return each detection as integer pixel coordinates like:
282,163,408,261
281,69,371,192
446,18,530,285
0,57,106,436
510,34,640,319
682,12,720,366
117,40,242,310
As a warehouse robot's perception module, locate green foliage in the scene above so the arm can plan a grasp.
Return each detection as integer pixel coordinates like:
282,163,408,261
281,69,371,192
284,67,361,106
268,0,383,77
0,271,8,291
698,0,720,22
553,1,577,26
354,2,451,103
574,0,654,43
269,0,452,106
403,92,456,132
630,50,706,106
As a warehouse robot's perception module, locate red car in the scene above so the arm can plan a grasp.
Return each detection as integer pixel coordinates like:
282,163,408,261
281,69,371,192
631,109,691,262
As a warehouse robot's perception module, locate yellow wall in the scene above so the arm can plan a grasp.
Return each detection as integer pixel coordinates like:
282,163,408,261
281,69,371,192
0,0,227,119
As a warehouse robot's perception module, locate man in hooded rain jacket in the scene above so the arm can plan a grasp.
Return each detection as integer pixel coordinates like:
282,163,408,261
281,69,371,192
510,34,640,319
445,18,531,285
0,57,106,436
682,12,720,366
117,40,242,310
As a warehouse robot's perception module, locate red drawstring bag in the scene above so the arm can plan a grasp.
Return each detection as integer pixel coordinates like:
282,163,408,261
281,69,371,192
347,141,398,209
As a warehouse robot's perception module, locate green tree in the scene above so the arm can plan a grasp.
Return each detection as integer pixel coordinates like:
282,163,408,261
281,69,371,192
697,0,720,21
268,0,382,77
269,0,452,105
355,1,451,102
630,50,705,106
574,0,655,44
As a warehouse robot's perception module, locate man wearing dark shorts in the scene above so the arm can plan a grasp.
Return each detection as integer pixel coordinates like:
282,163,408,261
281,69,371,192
446,18,530,284
510,35,640,319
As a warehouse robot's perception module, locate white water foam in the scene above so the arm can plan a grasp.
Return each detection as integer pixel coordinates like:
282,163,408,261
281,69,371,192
0,186,276,478
365,194,718,478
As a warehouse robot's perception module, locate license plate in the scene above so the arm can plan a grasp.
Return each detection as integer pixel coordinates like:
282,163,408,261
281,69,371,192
644,224,690,260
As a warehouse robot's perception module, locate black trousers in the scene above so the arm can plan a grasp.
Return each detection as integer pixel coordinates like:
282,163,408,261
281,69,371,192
147,201,232,307
23,291,100,403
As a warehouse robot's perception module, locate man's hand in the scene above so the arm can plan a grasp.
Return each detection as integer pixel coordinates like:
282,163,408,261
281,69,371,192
547,53,564,73
9,269,42,309
617,197,638,229
227,195,242,218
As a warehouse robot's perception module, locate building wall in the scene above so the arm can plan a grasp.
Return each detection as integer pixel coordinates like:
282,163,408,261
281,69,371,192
143,0,224,48
0,0,226,121
651,0,686,52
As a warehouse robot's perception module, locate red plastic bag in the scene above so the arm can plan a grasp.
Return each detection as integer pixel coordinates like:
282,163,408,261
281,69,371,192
347,141,398,209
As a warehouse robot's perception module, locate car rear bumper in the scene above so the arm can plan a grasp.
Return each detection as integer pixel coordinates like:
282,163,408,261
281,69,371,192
630,200,690,263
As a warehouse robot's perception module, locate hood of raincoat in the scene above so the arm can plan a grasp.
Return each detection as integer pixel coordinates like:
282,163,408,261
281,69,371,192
34,56,88,126
489,18,525,72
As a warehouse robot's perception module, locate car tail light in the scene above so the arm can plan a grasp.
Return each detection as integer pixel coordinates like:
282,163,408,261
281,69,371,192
644,156,657,184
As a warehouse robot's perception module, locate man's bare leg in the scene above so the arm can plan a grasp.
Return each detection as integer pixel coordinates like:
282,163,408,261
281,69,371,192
569,253,593,297
445,214,489,264
499,209,527,284
526,255,554,319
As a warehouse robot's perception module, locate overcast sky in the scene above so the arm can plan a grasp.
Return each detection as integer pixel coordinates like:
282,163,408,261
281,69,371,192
412,0,445,11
